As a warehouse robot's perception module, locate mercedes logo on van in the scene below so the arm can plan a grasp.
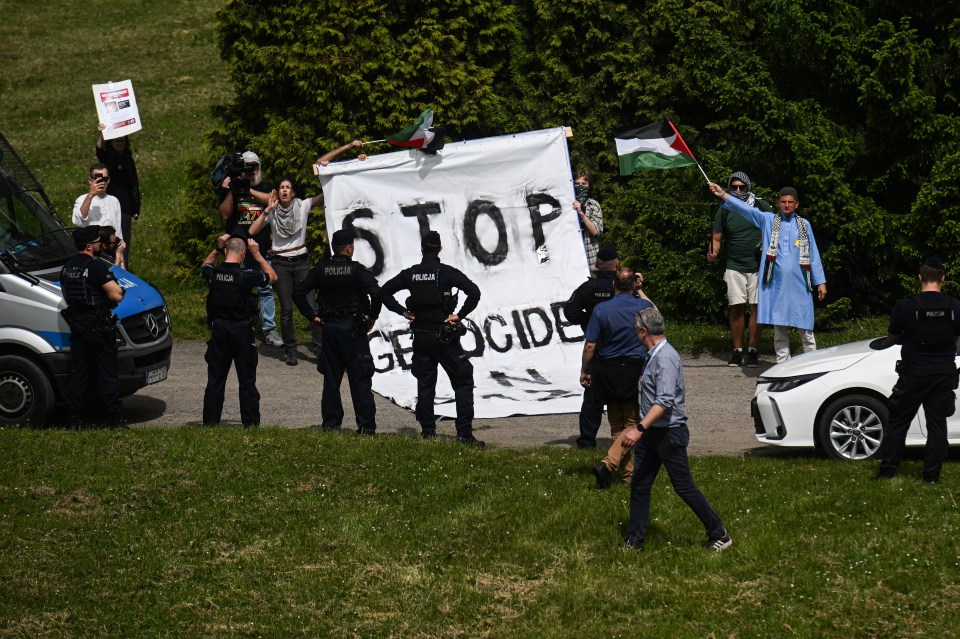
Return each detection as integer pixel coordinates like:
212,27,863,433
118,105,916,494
145,313,160,339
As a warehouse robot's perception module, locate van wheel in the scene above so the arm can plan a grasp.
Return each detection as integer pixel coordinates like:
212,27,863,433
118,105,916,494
817,394,887,461
0,355,55,426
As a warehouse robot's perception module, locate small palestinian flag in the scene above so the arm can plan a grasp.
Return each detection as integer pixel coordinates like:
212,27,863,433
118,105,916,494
614,118,698,176
386,108,444,153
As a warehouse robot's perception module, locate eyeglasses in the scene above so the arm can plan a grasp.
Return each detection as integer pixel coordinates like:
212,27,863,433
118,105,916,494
730,184,748,192
92,174,110,181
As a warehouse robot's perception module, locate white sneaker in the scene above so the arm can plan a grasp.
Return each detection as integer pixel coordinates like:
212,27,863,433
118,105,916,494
264,330,283,347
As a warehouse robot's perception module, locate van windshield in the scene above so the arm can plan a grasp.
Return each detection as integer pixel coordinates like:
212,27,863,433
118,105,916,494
0,181,74,269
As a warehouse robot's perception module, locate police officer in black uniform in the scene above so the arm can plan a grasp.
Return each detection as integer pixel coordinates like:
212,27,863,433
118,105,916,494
293,229,402,434
562,243,619,448
60,225,126,429
202,233,277,427
381,231,484,446
876,256,960,482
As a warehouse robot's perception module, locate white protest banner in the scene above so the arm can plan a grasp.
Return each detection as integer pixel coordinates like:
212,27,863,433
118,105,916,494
92,79,142,140
319,127,592,418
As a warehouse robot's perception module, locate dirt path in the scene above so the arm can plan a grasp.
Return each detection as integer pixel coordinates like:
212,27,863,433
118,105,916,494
124,341,773,456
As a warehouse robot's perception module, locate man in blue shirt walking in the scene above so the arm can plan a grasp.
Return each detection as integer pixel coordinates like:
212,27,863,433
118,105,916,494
579,268,653,487
621,307,732,551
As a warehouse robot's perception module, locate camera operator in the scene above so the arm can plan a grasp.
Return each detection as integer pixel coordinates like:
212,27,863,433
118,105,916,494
381,231,484,447
60,225,126,429
217,151,282,348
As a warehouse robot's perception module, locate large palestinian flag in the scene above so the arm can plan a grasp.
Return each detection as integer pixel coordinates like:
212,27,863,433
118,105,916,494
614,118,698,175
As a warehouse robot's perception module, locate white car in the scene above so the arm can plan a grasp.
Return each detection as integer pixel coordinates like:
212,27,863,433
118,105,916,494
751,337,960,461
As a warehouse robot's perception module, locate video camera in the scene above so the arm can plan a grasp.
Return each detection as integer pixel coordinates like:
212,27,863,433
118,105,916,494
224,152,259,189
211,152,259,193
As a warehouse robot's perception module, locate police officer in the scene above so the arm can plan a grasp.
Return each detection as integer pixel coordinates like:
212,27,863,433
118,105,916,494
202,233,277,427
562,243,618,448
381,231,484,447
876,256,960,483
293,229,401,434
60,225,126,429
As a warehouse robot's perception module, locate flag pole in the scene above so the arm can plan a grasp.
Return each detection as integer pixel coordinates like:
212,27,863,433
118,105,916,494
695,161,711,185
363,139,386,145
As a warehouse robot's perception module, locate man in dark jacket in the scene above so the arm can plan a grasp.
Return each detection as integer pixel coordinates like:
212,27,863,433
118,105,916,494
60,225,126,429
294,230,403,434
876,256,960,483
202,233,277,428
563,243,619,448
381,231,484,447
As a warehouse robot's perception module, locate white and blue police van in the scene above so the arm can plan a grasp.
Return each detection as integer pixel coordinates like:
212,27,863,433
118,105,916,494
0,131,171,425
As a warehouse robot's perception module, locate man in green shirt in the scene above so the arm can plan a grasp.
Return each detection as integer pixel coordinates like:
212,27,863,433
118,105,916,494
706,171,772,367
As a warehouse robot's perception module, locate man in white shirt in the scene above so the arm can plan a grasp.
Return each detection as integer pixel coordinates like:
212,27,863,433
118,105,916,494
73,163,123,241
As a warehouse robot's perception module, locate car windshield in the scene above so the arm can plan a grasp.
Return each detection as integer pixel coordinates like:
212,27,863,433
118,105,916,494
0,173,74,270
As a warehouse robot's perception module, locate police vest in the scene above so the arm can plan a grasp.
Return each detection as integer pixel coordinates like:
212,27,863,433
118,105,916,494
60,255,109,309
588,276,615,309
408,263,444,311
206,265,253,322
318,259,363,320
910,294,956,350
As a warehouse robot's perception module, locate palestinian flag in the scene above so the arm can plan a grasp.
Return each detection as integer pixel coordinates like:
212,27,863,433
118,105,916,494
614,118,698,176
386,108,443,152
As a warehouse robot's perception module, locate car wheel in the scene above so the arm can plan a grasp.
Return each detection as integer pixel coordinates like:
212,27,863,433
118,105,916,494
0,355,55,426
817,394,887,461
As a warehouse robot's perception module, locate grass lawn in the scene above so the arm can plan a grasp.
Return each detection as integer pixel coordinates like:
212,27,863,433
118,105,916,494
0,0,229,314
1,4,942,636
2,428,959,637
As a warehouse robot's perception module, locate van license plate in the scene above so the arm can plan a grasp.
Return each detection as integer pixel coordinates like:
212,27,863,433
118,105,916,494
146,366,168,385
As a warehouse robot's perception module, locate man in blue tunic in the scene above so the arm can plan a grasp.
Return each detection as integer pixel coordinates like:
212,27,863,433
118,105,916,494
708,183,827,362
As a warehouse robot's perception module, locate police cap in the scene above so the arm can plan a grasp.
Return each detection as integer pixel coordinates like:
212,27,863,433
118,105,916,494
422,231,442,248
922,255,945,271
73,225,101,245
331,229,355,248
597,244,618,262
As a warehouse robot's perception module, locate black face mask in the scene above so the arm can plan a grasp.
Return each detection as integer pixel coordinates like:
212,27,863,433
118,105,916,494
574,184,590,206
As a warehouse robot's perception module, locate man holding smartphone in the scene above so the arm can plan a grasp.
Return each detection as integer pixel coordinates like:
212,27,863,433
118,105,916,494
72,163,123,243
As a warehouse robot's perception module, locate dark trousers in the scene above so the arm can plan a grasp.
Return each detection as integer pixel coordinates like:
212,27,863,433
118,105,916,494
626,425,725,546
880,371,957,480
203,319,260,426
318,322,376,432
412,330,474,438
577,362,604,447
273,258,322,354
66,314,122,424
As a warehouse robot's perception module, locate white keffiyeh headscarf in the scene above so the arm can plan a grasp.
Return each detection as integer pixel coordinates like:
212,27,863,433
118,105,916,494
272,198,303,239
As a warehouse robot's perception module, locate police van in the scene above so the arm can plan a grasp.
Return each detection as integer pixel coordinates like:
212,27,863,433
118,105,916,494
0,130,172,425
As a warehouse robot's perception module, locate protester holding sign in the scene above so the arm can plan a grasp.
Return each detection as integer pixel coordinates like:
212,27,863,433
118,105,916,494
96,126,140,269
381,231,485,447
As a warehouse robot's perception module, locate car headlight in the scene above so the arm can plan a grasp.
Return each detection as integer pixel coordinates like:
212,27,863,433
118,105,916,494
757,372,826,392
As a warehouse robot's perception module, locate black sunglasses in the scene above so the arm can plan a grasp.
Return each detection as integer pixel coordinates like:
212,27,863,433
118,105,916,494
92,174,110,181
730,184,748,192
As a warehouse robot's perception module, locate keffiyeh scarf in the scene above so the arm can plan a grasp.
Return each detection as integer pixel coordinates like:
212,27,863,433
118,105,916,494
272,198,302,239
764,213,812,291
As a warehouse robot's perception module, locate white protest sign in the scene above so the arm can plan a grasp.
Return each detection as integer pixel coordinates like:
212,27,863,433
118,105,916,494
92,79,142,140
319,127,591,418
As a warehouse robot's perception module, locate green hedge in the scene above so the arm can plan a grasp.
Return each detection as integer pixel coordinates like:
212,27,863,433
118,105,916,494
173,0,960,321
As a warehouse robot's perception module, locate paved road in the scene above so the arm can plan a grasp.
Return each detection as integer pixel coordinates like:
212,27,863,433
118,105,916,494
123,340,774,455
